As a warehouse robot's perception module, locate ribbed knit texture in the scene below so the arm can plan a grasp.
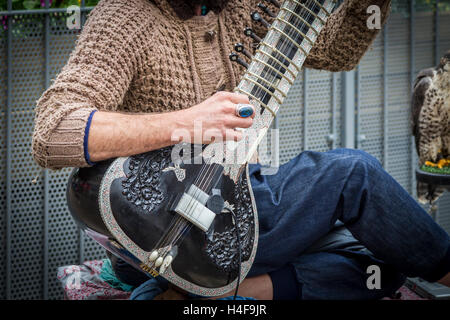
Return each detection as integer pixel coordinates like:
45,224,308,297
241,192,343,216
32,0,391,169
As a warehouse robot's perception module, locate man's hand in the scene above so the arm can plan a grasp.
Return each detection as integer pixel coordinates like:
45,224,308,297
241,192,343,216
174,91,254,144
87,92,254,163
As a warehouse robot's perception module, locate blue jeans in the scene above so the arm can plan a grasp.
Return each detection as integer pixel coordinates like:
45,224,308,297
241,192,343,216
246,148,450,299
123,148,450,299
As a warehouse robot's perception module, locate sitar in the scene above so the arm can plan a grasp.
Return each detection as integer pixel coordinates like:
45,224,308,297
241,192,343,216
66,0,337,297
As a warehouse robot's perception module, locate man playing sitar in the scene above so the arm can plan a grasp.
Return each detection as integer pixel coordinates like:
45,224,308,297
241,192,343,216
33,0,450,299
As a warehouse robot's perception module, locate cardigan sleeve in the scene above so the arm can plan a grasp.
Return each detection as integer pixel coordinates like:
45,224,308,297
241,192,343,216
32,0,153,170
304,0,391,71
252,0,391,72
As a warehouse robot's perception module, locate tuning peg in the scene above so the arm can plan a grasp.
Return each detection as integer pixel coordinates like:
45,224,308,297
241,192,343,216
264,0,281,8
251,11,271,28
229,52,249,69
244,27,262,43
257,3,276,18
234,43,252,59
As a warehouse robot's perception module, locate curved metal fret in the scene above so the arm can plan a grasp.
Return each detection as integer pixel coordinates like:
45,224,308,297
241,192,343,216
290,0,327,25
310,0,332,16
280,7,320,36
242,75,283,105
252,57,295,85
270,25,311,59
255,48,298,78
233,0,336,121
245,70,288,98
235,87,277,117
259,43,302,73
275,17,315,46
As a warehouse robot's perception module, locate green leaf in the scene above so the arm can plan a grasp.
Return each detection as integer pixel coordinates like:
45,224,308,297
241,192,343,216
22,0,39,10
421,164,450,175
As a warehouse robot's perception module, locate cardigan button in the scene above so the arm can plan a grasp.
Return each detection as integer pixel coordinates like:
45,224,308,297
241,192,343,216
205,30,216,41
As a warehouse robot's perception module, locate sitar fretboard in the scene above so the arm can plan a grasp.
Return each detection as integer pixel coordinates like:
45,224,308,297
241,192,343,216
236,0,336,116
205,0,337,179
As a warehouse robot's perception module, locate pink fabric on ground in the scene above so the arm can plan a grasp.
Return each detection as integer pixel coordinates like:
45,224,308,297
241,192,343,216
57,260,131,300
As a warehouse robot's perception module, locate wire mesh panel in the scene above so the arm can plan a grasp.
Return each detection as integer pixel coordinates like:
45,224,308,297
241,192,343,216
306,70,342,152
0,23,7,300
438,195,450,234
46,13,82,300
414,7,435,72
277,70,341,165
278,74,305,164
357,33,385,164
47,168,80,300
439,5,450,59
45,12,106,299
1,10,106,299
332,74,342,149
8,14,46,300
82,236,107,262
386,8,414,193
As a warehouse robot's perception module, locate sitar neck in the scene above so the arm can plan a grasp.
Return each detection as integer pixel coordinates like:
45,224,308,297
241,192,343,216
205,0,337,179
235,0,336,117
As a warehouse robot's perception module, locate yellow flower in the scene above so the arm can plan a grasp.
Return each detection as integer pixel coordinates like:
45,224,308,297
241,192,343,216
425,159,450,169
425,161,438,167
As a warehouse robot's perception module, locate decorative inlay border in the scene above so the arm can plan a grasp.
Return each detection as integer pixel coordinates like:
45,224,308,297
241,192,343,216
98,158,259,297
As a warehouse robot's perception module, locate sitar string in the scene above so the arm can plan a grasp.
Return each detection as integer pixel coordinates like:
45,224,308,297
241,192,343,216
190,0,322,195
162,0,326,254
147,0,330,271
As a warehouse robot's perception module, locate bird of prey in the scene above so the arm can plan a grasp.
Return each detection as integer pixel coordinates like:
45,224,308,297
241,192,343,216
412,50,450,204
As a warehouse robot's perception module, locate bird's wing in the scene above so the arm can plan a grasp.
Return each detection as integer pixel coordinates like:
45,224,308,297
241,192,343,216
412,68,435,155
413,68,435,89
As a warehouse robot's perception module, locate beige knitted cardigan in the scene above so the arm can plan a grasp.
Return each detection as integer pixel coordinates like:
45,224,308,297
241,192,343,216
32,0,391,170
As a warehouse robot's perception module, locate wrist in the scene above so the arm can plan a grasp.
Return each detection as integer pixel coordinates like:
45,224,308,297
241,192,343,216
175,108,195,141
153,109,192,145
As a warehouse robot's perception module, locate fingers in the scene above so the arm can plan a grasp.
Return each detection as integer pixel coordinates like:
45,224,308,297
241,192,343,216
250,105,256,118
213,91,255,119
215,91,250,105
225,115,253,129
221,100,255,118
219,102,254,128
193,91,256,145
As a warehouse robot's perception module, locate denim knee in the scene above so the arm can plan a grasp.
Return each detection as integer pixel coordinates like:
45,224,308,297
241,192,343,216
331,148,382,169
325,149,383,188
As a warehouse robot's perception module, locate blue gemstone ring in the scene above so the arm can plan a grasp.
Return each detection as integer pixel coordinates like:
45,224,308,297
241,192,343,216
235,104,254,118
